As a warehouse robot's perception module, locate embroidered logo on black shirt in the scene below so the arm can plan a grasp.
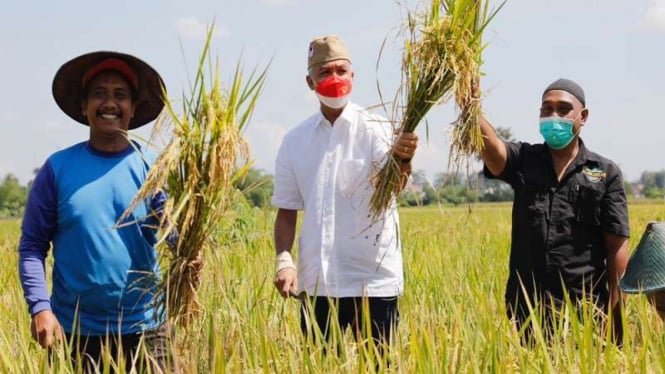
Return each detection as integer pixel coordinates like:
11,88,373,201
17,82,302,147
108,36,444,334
582,166,607,183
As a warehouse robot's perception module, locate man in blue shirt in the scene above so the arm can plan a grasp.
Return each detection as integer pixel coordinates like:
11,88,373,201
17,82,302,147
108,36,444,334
18,51,176,372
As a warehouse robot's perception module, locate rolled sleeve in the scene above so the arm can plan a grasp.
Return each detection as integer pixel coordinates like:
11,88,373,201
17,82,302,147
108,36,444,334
601,164,630,238
271,137,304,210
483,141,520,186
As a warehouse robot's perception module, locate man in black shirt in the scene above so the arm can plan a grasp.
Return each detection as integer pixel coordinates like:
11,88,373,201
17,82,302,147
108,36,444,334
479,78,630,345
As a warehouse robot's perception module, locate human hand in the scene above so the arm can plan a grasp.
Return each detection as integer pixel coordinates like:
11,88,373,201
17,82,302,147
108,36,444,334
30,310,63,349
470,78,487,126
274,267,298,299
471,77,482,100
393,131,419,162
190,252,205,289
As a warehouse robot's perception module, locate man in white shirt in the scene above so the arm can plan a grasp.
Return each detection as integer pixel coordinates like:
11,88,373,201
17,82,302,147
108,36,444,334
271,35,418,348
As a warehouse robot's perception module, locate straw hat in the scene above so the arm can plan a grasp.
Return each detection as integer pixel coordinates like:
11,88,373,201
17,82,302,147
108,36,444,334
620,222,665,293
52,51,165,129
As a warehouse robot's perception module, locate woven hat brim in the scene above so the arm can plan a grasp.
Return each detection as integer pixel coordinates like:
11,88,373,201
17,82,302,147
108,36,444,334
619,282,665,294
52,51,165,129
620,222,665,294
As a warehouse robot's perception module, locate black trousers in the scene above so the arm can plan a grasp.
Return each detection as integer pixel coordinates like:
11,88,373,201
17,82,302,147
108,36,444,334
300,296,399,348
508,295,607,347
65,323,177,373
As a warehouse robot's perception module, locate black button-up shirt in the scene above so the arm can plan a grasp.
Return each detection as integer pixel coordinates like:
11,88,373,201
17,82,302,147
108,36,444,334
485,139,630,311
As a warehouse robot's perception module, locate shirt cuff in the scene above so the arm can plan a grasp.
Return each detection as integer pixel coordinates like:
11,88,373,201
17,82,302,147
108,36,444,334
30,301,52,316
271,199,303,211
605,224,630,238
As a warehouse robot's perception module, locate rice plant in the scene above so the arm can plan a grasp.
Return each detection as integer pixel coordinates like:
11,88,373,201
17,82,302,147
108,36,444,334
121,25,268,328
5,203,665,372
370,0,504,219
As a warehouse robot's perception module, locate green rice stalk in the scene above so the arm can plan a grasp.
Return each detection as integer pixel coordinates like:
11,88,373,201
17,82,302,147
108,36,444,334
369,0,504,219
448,0,504,169
120,26,268,328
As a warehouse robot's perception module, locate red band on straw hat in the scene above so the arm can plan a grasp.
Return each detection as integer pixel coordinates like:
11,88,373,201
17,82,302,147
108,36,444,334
82,58,138,89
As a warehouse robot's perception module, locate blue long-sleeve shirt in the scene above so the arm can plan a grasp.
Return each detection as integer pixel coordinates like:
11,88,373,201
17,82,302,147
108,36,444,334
18,141,163,336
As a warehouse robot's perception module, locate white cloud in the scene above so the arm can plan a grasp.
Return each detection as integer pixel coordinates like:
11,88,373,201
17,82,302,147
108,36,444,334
176,17,229,40
261,0,296,6
644,0,665,31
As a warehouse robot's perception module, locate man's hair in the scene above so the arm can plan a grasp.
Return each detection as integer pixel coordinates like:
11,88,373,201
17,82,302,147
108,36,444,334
307,61,353,80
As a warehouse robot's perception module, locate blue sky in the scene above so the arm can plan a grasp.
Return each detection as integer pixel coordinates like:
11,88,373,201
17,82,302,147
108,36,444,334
2,0,664,184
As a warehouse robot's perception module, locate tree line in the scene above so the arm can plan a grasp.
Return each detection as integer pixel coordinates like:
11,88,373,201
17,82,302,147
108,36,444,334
0,169,274,219
1,167,661,218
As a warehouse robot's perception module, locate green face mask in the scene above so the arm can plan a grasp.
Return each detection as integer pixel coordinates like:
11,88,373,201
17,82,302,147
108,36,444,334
539,117,575,150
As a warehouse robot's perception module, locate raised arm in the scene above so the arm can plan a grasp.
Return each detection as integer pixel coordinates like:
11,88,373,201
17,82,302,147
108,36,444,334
479,114,508,177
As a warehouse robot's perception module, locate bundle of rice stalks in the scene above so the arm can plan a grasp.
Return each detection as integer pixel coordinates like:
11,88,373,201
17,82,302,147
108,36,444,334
370,0,503,219
121,28,268,327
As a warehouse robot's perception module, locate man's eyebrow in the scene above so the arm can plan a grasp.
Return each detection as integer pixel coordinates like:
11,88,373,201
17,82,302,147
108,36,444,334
541,100,574,106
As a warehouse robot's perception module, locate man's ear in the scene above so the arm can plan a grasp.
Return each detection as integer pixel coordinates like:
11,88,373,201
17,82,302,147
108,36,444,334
580,108,589,125
81,99,87,117
306,75,315,91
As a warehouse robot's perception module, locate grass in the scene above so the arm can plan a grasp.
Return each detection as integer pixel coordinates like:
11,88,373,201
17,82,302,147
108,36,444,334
3,203,665,372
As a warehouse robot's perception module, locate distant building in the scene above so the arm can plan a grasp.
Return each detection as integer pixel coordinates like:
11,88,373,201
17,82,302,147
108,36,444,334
631,183,645,199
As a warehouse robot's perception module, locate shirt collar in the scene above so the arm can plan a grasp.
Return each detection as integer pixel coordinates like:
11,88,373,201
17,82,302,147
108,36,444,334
85,140,137,158
537,137,600,170
316,101,356,128
573,138,601,167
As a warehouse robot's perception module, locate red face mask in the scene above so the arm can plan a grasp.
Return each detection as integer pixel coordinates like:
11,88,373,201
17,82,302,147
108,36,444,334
314,75,352,109
315,75,352,97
